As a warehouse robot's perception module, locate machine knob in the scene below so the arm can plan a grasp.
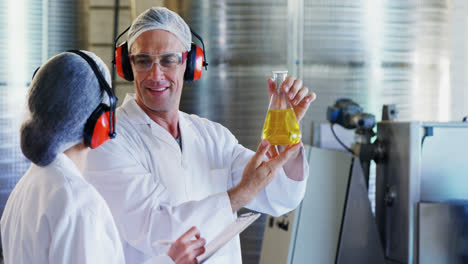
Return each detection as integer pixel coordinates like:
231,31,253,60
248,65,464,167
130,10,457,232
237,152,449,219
277,218,289,231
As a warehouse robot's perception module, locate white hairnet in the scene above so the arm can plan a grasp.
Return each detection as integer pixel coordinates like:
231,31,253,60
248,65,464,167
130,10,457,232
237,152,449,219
127,7,192,52
20,50,111,166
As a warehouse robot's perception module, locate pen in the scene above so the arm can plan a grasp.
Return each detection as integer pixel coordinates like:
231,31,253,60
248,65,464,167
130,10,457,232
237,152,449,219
239,212,254,217
153,236,202,247
153,240,175,246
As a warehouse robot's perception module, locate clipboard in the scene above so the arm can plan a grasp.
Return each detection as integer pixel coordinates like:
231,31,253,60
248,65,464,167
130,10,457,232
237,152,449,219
197,212,261,263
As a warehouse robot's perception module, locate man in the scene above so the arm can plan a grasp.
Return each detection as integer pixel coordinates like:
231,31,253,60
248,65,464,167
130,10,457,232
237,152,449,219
85,7,316,264
1,50,205,264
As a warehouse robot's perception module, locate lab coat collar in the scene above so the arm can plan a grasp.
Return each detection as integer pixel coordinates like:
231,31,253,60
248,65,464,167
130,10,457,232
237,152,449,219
121,94,193,127
121,93,194,153
47,153,83,180
121,94,154,125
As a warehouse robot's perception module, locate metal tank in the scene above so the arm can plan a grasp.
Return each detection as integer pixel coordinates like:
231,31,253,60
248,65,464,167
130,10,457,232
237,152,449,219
176,0,289,149
0,0,82,230
299,3,464,261
172,1,289,263
300,0,459,129
175,0,464,175
172,0,467,263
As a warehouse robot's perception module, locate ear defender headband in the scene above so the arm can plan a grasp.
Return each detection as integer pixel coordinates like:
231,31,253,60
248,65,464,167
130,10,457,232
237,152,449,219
67,50,117,149
113,26,208,83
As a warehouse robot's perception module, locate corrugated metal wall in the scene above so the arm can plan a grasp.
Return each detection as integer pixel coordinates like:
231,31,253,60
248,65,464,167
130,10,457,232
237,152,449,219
176,1,289,263
0,0,82,225
177,0,467,166
174,0,467,263
2,0,464,262
178,0,289,149
300,0,458,126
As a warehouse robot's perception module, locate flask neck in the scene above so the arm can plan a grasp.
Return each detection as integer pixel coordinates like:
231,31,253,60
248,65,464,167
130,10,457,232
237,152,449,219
269,90,293,110
275,78,286,94
272,71,288,94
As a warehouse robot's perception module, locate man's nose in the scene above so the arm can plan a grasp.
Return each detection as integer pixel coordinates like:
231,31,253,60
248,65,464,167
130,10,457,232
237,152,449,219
148,62,164,80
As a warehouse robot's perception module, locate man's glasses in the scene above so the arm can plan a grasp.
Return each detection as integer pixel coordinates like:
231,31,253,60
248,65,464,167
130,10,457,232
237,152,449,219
129,52,188,72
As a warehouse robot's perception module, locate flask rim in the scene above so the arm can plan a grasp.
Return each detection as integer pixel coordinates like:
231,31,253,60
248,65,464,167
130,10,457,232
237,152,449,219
272,70,288,92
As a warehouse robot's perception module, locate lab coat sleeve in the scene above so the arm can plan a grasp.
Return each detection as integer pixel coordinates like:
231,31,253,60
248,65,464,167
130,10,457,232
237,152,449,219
85,138,234,258
228,135,309,217
49,208,125,264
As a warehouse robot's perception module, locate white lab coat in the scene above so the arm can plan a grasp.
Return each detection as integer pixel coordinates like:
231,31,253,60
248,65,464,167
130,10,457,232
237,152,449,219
85,94,309,264
0,153,174,264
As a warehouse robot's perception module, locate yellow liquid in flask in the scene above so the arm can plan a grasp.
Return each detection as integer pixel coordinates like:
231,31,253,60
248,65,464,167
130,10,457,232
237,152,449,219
262,109,301,145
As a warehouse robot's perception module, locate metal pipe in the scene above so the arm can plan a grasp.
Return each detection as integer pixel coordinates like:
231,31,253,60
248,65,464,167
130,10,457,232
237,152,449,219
129,0,136,21
111,0,120,83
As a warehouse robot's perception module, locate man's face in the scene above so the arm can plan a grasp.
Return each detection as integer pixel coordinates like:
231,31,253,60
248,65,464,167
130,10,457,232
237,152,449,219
130,29,187,114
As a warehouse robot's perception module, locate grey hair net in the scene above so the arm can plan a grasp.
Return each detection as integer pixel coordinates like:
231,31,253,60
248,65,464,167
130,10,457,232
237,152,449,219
20,50,111,166
127,7,192,52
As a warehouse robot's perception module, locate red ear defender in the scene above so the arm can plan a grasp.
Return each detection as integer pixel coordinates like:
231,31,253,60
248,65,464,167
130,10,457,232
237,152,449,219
184,29,208,83
193,45,204,81
184,43,207,83
115,42,134,81
84,105,114,149
91,111,111,148
115,44,125,79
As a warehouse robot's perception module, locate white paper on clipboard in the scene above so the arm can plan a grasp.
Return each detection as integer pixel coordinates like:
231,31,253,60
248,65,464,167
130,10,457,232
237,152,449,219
197,212,261,263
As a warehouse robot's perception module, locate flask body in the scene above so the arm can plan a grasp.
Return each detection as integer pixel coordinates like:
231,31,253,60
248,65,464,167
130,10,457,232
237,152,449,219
261,71,301,145
262,108,301,145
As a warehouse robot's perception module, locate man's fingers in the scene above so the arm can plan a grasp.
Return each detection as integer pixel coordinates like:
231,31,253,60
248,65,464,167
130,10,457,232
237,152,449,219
186,237,206,251
281,76,296,93
295,92,316,122
257,160,273,176
259,143,301,179
267,78,276,96
178,226,200,243
267,143,302,169
292,86,309,106
179,238,205,264
174,237,205,264
286,79,302,101
251,140,270,167
190,246,205,259
303,92,316,104
269,145,279,158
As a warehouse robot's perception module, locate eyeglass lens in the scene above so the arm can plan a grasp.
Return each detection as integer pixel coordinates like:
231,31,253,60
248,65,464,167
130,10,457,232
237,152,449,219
130,53,183,72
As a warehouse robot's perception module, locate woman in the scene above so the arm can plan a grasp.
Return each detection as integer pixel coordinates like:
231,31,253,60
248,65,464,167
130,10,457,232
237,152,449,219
0,50,205,264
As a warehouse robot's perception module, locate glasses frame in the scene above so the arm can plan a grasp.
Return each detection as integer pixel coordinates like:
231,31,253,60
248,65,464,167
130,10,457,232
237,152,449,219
129,52,188,72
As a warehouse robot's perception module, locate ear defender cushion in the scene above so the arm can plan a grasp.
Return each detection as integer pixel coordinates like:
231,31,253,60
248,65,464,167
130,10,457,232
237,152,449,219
84,104,112,149
115,42,134,81
184,43,204,83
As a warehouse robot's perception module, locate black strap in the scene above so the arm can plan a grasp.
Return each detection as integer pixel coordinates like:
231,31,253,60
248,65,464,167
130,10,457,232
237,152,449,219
67,50,117,138
190,28,209,70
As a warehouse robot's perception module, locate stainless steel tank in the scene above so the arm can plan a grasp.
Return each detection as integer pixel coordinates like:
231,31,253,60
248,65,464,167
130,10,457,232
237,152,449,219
0,0,82,225
173,0,467,263
174,1,289,263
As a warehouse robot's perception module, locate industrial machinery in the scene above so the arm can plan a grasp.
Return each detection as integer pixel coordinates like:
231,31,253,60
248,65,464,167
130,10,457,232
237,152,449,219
260,100,468,264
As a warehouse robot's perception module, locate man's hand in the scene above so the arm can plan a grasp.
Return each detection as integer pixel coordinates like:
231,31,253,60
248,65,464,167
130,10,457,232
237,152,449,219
267,76,316,122
166,226,206,264
228,140,302,212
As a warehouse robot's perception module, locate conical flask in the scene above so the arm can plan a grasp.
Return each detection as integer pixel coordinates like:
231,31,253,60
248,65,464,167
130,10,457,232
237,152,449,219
262,70,302,145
